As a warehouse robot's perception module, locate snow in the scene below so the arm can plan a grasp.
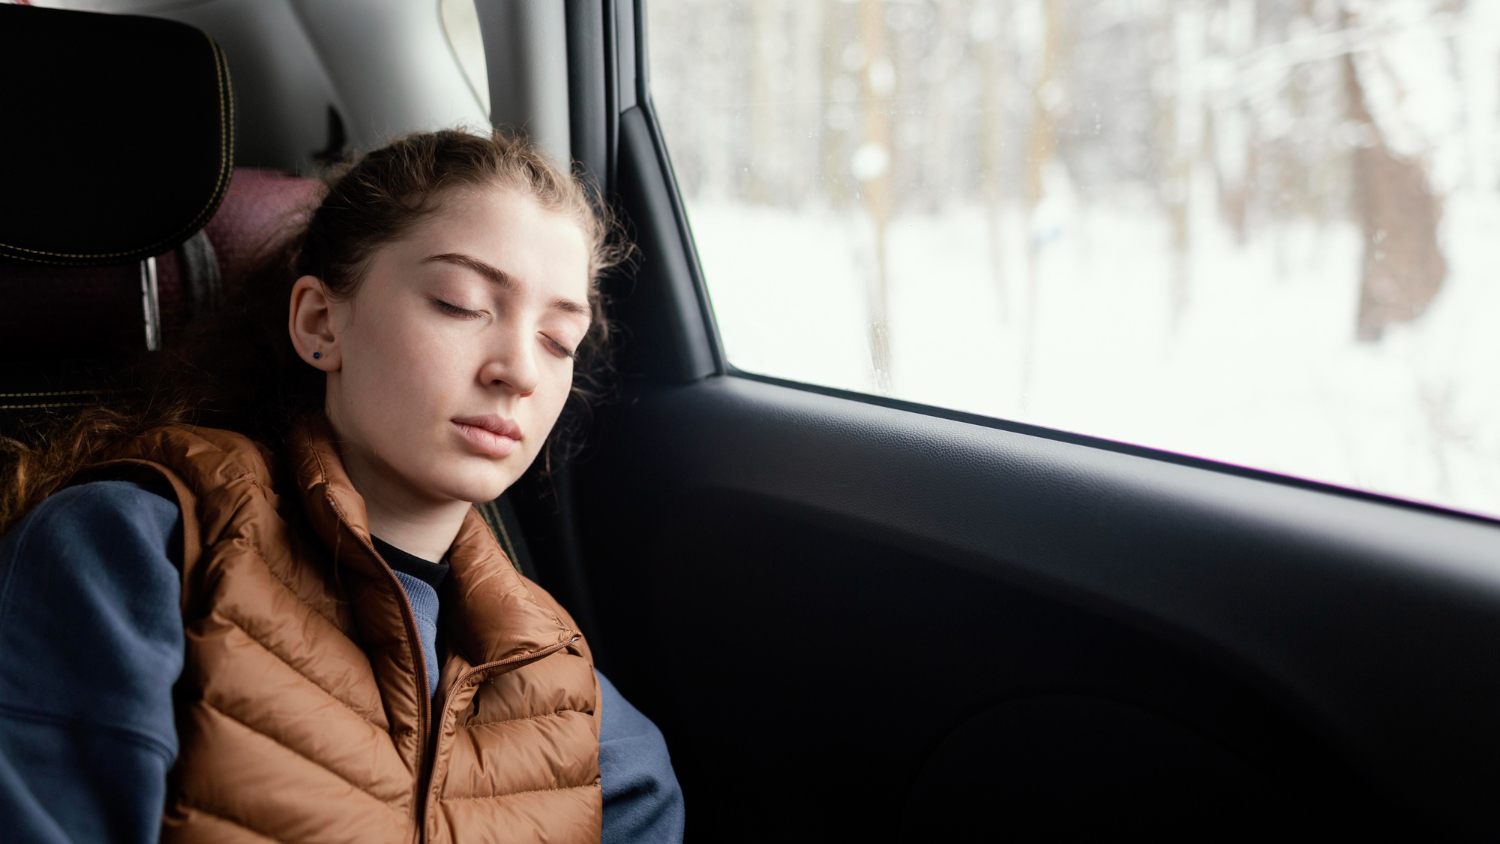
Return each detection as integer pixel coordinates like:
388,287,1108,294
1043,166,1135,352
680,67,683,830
649,0,1500,521
688,188,1500,518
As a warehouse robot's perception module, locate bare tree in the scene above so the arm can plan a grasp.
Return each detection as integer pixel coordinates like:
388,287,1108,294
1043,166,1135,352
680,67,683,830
974,0,1010,322
1208,0,1256,245
1341,9,1446,342
748,0,779,204
790,0,825,207
1018,0,1063,408
858,0,895,393
821,0,854,212
1158,1,1208,324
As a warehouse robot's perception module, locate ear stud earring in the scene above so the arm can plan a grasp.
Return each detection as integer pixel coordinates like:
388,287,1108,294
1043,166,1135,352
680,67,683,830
313,351,322,359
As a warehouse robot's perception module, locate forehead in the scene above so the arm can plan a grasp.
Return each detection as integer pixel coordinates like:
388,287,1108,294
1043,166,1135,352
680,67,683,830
387,185,591,299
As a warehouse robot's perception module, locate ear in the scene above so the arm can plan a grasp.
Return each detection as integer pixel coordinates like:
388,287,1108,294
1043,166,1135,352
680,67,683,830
288,275,342,371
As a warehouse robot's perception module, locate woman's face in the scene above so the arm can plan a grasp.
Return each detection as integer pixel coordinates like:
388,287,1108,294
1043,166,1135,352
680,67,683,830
293,185,592,513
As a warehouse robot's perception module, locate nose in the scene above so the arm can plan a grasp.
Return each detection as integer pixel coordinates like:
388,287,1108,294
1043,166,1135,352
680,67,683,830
478,327,539,396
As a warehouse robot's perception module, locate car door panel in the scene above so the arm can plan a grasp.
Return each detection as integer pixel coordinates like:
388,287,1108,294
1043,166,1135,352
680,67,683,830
575,374,1496,839
551,2,1500,839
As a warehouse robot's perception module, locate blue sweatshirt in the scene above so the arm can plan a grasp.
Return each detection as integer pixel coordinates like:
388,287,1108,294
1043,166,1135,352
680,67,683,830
0,481,684,843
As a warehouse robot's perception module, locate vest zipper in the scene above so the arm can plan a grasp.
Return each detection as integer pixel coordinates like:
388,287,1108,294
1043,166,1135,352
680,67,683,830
326,498,579,841
382,562,432,840
420,635,581,839
332,518,433,841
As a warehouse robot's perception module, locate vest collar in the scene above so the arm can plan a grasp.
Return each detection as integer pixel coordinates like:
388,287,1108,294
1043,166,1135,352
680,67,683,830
287,413,577,665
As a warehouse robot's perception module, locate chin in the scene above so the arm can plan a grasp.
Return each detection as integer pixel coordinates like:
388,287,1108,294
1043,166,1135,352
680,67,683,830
425,460,522,504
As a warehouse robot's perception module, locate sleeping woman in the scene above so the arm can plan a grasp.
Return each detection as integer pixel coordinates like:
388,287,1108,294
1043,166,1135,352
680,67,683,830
0,129,683,844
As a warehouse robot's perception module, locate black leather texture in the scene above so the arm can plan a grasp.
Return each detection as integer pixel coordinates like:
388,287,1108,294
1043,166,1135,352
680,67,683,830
578,375,1500,841
0,5,234,266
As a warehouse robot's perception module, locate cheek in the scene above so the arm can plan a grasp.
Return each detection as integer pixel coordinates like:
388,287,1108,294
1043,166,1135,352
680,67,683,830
544,365,574,410
342,313,462,423
525,362,576,437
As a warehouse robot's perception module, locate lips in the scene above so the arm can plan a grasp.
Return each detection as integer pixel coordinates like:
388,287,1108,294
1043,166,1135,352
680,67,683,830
451,415,522,457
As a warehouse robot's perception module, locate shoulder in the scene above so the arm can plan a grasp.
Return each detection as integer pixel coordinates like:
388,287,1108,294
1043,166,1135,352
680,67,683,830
0,480,184,749
0,479,183,624
7,479,180,553
520,573,578,630
597,670,685,844
519,573,596,667
115,424,279,493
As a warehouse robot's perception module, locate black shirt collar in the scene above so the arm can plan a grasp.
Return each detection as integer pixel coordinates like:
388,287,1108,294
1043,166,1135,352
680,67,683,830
370,535,451,592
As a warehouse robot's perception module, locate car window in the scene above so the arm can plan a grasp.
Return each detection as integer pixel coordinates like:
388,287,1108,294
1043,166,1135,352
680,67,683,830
646,0,1500,519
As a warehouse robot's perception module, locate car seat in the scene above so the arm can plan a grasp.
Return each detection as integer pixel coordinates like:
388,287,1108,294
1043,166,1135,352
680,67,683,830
0,4,233,431
0,3,536,577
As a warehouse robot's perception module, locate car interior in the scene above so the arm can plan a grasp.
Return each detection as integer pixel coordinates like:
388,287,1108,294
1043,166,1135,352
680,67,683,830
4,1,1500,841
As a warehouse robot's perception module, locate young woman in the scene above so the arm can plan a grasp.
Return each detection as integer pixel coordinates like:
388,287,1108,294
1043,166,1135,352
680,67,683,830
0,130,682,843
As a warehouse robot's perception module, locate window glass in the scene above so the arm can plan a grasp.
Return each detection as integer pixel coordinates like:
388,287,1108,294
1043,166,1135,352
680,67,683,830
647,0,1500,518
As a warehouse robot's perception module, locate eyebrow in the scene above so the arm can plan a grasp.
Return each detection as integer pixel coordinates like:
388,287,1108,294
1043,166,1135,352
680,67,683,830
422,252,592,320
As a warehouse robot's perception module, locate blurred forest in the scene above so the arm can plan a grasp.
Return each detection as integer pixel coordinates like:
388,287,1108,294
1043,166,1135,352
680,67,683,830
650,0,1481,363
647,0,1500,516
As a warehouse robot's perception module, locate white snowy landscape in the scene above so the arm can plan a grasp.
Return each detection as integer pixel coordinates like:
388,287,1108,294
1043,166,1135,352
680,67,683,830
649,0,1500,519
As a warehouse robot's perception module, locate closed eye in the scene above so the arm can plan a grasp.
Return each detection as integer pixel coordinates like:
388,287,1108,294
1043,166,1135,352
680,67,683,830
432,298,484,319
544,334,578,360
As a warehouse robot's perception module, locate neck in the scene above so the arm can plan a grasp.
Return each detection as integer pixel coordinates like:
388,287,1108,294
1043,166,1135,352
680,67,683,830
335,438,470,564
360,492,469,562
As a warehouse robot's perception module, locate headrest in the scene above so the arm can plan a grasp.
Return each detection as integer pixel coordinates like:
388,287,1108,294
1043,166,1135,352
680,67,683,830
0,5,234,267
0,169,321,361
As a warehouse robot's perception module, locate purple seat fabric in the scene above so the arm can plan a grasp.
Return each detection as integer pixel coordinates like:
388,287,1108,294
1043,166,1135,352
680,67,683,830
201,167,323,292
0,169,321,361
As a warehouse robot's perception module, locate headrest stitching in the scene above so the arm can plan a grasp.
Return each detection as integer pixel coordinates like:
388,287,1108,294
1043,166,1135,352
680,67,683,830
0,34,235,264
0,402,100,410
0,390,117,398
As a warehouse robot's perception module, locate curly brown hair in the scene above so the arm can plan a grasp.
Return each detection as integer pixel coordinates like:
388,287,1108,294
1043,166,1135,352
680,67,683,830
0,128,629,535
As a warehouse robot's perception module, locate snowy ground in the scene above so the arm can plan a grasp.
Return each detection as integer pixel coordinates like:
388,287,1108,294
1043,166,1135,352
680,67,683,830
686,189,1500,519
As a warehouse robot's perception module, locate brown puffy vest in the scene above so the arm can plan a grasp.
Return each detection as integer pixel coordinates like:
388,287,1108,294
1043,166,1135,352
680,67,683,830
100,416,602,843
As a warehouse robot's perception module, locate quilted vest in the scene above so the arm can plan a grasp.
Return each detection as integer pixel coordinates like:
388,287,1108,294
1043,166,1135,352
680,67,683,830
99,416,602,843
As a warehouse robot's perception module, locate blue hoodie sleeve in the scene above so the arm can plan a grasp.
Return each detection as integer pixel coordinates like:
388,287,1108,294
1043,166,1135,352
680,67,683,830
0,481,184,844
598,670,685,844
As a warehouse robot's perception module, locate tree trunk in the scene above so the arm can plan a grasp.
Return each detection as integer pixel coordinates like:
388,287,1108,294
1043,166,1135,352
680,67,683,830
1018,0,1061,410
859,0,894,393
748,0,779,204
975,0,1009,322
821,0,852,212
1342,50,1446,342
790,0,824,207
